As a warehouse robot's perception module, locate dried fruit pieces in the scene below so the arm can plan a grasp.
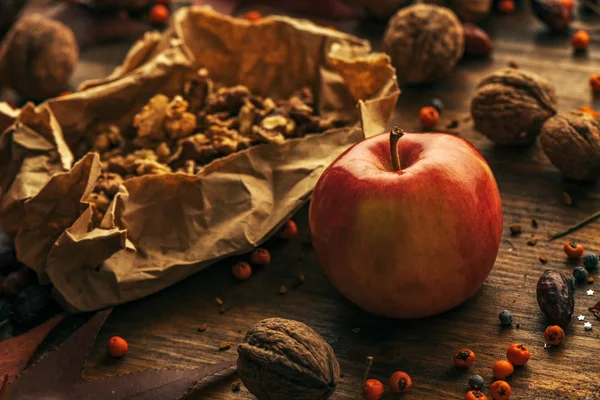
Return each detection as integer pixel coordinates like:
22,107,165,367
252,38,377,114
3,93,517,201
536,270,574,327
471,68,558,145
89,69,328,190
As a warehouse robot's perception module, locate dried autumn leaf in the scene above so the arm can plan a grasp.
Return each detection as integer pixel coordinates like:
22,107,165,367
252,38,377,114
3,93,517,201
0,314,64,383
3,308,236,399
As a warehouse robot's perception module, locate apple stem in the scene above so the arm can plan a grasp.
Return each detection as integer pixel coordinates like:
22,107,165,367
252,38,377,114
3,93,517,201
389,126,404,172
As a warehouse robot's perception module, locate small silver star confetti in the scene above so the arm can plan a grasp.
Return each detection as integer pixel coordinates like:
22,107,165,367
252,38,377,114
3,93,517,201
578,315,586,321
587,289,595,296
584,322,593,331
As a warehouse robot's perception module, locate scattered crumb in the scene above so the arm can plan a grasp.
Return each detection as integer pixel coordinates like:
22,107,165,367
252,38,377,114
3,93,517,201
197,324,207,332
589,276,595,284
509,224,522,236
219,341,231,351
562,192,573,206
215,297,224,305
539,255,548,264
279,285,288,295
531,219,538,228
516,323,520,329
219,307,226,314
508,60,519,68
231,381,241,392
352,328,360,334
237,329,242,333
527,237,538,246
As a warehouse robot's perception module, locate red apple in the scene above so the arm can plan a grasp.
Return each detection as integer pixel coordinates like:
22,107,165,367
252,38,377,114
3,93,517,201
309,128,503,319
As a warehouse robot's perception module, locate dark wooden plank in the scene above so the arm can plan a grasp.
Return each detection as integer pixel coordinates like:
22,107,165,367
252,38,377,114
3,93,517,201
4,3,600,400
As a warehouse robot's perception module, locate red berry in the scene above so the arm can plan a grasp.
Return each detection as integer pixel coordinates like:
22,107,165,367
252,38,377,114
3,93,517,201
243,10,263,22
232,262,252,280
278,220,298,240
250,248,271,265
107,336,128,358
149,4,170,24
362,379,384,400
419,106,439,129
389,371,412,393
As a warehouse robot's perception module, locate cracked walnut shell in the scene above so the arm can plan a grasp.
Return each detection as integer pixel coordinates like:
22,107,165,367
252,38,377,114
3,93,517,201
382,4,464,85
540,111,600,180
0,14,78,100
471,68,558,145
237,318,340,400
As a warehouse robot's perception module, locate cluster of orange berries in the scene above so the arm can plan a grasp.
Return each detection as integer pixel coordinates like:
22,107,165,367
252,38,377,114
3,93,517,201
363,371,412,399
231,220,298,280
452,343,531,400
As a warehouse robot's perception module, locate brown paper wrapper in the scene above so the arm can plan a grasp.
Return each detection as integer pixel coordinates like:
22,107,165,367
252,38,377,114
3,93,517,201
0,6,399,312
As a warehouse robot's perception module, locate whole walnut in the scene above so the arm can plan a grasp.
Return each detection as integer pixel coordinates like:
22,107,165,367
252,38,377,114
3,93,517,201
471,68,558,145
237,318,340,400
424,0,492,22
540,111,600,181
344,0,413,19
382,4,464,85
0,14,78,100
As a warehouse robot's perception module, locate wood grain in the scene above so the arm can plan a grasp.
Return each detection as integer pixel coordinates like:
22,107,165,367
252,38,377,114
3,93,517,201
7,2,600,399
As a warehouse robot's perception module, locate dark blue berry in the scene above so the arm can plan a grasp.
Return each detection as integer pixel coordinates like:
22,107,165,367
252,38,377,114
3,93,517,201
499,310,513,326
573,267,589,284
468,374,484,390
431,98,444,114
582,253,599,270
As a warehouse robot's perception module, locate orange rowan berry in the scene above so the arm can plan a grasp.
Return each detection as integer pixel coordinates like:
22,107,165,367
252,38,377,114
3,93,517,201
419,106,439,129
278,220,298,240
490,380,511,400
572,30,590,51
498,0,515,13
544,325,565,346
149,4,170,24
454,349,476,368
492,360,514,380
564,242,584,259
243,10,263,22
107,336,128,358
232,262,252,280
590,73,600,93
466,390,489,400
389,371,412,393
506,344,530,366
250,248,271,265
362,379,384,400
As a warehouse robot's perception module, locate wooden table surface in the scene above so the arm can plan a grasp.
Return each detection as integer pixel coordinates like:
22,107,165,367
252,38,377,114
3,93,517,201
6,2,600,399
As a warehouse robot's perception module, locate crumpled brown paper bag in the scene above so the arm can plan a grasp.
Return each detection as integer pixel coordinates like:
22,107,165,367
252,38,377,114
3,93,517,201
0,6,399,312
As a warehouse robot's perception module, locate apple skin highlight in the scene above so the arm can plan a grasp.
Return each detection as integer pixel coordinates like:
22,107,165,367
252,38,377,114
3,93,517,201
309,131,503,319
